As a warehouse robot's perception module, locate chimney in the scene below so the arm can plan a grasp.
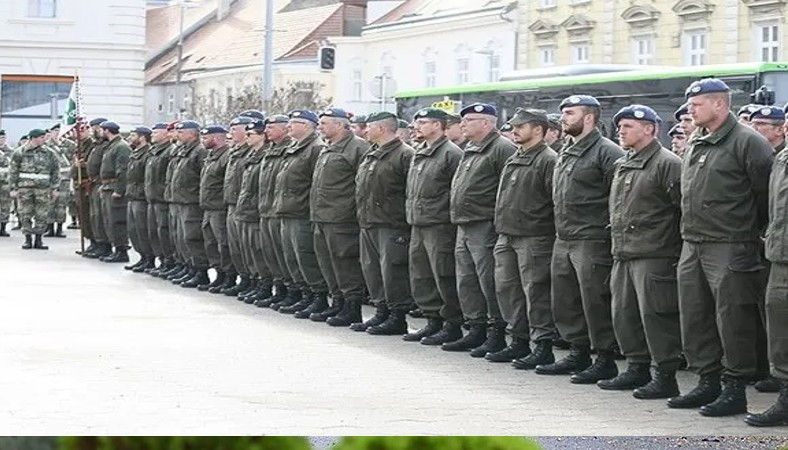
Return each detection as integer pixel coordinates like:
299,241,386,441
217,0,232,21
340,0,367,36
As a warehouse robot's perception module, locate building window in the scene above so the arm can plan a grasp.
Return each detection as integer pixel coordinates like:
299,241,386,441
539,46,555,67
183,92,191,115
352,70,362,101
633,36,653,65
167,93,174,115
226,87,233,109
539,0,556,7
425,61,436,87
28,0,56,18
571,44,590,64
487,54,500,82
683,31,706,66
756,24,781,62
456,57,470,84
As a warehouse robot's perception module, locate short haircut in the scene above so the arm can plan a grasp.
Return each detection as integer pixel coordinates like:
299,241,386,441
377,117,398,133
580,106,601,125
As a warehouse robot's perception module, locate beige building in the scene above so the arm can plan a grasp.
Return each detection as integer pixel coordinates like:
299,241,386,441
517,0,787,68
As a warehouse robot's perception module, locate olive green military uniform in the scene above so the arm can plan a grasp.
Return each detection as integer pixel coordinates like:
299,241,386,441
9,144,59,234
70,138,92,239
145,141,175,263
494,141,557,342
200,144,233,275
87,137,109,245
609,139,683,369
765,147,788,382
406,136,462,324
273,132,327,296
100,135,131,248
165,143,187,265
552,128,624,352
225,143,253,279
47,145,71,224
236,144,269,283
0,145,12,224
450,130,517,325
259,137,293,287
311,130,367,302
679,113,774,379
356,137,415,311
126,143,152,258
60,138,78,222
171,140,208,270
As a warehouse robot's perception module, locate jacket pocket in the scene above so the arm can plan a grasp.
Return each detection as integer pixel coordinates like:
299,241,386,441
648,273,679,314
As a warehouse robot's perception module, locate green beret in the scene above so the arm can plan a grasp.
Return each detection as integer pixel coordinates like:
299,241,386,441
508,108,549,128
413,107,449,121
365,111,398,124
28,129,47,138
446,113,461,125
397,119,409,129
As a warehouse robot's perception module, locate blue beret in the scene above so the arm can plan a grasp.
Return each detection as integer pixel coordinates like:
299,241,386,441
289,109,318,124
265,114,289,125
132,126,152,135
89,117,108,126
100,121,120,132
240,110,265,121
319,108,350,119
738,104,760,116
784,102,788,115
500,123,513,132
749,106,786,122
460,102,497,117
201,125,228,135
613,104,662,126
685,78,730,98
350,114,367,124
0,129,5,136
152,122,169,130
673,103,689,121
229,116,253,127
246,121,266,132
668,124,684,137
175,120,201,130
559,95,600,110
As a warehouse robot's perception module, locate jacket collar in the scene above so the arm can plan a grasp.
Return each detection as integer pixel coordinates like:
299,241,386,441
131,144,150,157
563,128,601,157
510,141,548,165
416,135,449,157
287,132,319,155
619,139,661,170
774,140,786,154
691,112,738,146
367,137,402,159
325,130,355,153
206,144,229,160
268,136,293,156
465,130,500,154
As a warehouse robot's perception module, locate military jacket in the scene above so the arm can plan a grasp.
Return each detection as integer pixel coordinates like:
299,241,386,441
766,148,788,263
236,144,266,222
553,128,625,241
54,149,71,192
495,141,557,237
356,137,414,229
0,148,9,187
200,144,231,211
126,144,150,201
9,144,60,190
86,137,108,179
681,113,773,243
272,132,323,219
774,141,786,155
69,138,91,183
609,139,682,260
406,136,462,226
450,130,516,224
100,135,131,195
170,140,207,204
258,137,292,219
164,143,181,203
223,142,252,207
310,131,367,223
145,141,174,203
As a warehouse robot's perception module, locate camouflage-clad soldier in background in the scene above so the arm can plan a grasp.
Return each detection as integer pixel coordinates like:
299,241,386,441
145,123,177,276
0,130,12,236
545,113,564,152
98,121,131,263
124,126,154,272
445,113,467,149
9,128,60,250
45,126,71,238
70,124,93,252
82,118,111,259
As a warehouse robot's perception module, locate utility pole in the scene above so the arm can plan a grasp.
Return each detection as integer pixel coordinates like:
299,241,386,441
174,0,186,119
262,0,274,112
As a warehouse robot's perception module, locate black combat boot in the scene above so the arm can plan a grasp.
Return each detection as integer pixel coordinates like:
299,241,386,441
554,338,571,350
54,223,66,237
209,273,235,294
33,234,49,250
349,303,389,332
441,323,486,352
485,336,531,362
43,224,55,237
598,362,651,390
167,264,188,280
124,256,145,271
513,340,554,370
295,292,328,319
133,256,155,273
755,377,783,393
0,222,9,237
103,247,129,263
172,267,194,284
367,309,408,335
76,240,96,256
570,349,619,384
667,373,721,409
279,290,315,314
699,376,748,417
271,288,301,311
310,294,342,321
745,384,788,427
238,279,260,300
403,317,442,342
326,297,361,327
470,325,507,358
160,263,183,279
67,217,79,229
634,367,680,399
199,271,223,292
21,234,33,250
421,322,463,346
535,345,592,375
223,274,250,296
181,269,210,289
255,284,287,308
245,284,272,304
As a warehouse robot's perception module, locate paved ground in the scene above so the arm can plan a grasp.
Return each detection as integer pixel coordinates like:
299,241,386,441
0,231,786,438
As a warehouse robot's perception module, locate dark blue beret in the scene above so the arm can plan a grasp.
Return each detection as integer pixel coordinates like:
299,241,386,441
613,104,662,126
685,78,730,98
350,114,367,124
499,123,513,132
229,116,253,127
240,110,265,121
668,124,685,137
784,102,788,115
100,121,120,132
289,110,319,124
460,102,497,117
265,114,289,125
152,122,169,130
132,126,152,135
673,103,689,121
246,121,266,132
319,108,350,119
749,106,786,122
559,95,600,110
175,120,201,130
737,104,760,116
89,117,108,126
201,125,228,135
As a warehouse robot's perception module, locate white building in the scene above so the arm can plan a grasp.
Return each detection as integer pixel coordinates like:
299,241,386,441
328,0,518,115
0,0,146,141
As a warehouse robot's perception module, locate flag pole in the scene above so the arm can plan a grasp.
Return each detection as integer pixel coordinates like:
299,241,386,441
71,74,86,254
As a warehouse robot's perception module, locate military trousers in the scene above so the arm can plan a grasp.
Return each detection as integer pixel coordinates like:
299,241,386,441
360,226,413,311
176,203,208,270
494,234,557,342
48,183,68,223
455,220,502,325
89,183,108,243
202,209,233,274
766,263,788,381
147,202,173,262
280,217,326,294
75,186,92,240
0,184,11,222
127,199,152,257
169,204,185,263
16,188,51,235
678,241,765,379
99,189,128,248
226,206,248,276
266,217,291,286
67,189,77,221
314,222,365,301
409,223,462,324
551,238,616,351
241,219,271,283
612,258,683,369
260,217,285,283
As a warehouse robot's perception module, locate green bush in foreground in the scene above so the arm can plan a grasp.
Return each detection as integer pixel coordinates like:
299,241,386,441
58,437,312,450
333,436,540,450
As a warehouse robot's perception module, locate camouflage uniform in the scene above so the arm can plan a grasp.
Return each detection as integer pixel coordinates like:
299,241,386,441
9,144,60,234
48,147,71,224
0,145,12,224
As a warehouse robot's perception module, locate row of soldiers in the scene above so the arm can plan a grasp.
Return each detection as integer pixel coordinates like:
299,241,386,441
76,78,787,427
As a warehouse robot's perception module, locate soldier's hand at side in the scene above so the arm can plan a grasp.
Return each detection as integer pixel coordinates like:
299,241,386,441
9,190,17,199
112,192,122,199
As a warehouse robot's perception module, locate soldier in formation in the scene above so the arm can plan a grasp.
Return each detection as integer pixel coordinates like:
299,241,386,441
0,130,11,237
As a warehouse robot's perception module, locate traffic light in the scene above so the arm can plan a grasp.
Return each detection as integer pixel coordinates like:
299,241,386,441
319,46,335,71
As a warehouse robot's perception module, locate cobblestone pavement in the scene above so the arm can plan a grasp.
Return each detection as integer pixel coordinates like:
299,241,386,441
0,233,785,437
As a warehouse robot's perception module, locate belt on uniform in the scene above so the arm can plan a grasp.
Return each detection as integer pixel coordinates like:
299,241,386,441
19,173,50,180
101,178,117,184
